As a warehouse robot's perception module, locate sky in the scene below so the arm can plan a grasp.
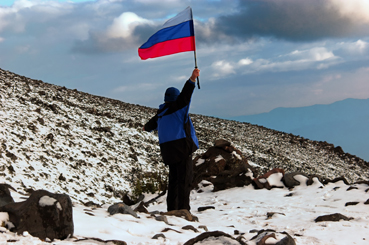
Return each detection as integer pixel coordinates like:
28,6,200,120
1,0,369,117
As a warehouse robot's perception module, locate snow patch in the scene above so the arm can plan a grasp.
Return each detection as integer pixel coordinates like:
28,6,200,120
39,196,57,207
293,174,308,186
196,158,205,166
267,173,284,187
0,212,9,225
246,168,254,178
232,151,242,160
215,155,224,162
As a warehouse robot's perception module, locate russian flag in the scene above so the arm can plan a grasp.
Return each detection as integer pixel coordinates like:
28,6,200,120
138,7,196,60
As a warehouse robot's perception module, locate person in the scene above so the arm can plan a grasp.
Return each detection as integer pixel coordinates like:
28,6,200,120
143,68,200,211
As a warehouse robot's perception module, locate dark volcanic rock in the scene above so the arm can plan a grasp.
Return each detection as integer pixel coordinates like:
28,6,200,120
183,231,247,245
0,184,15,207
107,202,139,218
0,190,73,241
315,213,354,222
283,172,309,188
192,140,257,191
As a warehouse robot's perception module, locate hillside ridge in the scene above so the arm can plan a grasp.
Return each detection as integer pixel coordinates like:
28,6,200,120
1,67,368,205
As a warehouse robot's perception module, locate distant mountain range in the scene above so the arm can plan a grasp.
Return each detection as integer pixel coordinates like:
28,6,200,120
230,98,369,162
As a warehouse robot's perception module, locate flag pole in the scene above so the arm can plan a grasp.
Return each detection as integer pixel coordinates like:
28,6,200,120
194,50,200,89
191,7,200,89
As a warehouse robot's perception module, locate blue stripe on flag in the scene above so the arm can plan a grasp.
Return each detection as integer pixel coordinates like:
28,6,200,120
139,20,194,49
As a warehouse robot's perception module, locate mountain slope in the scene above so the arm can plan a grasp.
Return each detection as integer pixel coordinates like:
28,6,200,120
1,67,368,206
231,98,369,161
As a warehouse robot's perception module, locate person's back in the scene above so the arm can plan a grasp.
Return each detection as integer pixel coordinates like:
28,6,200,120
143,68,200,211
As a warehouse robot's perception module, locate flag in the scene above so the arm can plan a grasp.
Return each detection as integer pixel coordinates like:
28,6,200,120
138,6,196,60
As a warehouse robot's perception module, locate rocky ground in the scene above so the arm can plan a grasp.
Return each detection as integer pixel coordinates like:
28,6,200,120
1,67,368,206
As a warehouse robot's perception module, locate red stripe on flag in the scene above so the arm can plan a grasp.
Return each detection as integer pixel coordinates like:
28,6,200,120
138,36,195,60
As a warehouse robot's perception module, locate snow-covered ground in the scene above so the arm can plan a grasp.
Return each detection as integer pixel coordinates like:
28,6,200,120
1,177,369,244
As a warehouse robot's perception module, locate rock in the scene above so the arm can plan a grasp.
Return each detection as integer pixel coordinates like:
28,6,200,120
283,172,308,188
323,176,350,185
83,201,102,208
253,168,285,190
315,213,354,222
193,140,257,191
133,201,149,214
122,193,144,206
161,209,198,222
0,184,14,207
161,227,181,233
214,139,231,148
155,215,170,225
250,230,296,245
183,231,247,245
345,202,359,206
198,225,208,232
182,225,199,232
306,175,324,186
152,233,165,240
197,206,215,212
107,203,139,218
346,186,358,191
74,237,127,244
266,212,286,220
0,190,73,241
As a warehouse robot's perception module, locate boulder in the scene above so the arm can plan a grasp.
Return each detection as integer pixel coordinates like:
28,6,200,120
192,139,257,191
0,184,15,207
0,190,73,241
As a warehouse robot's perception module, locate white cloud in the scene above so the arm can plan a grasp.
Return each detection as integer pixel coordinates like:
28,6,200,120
329,0,369,24
209,46,341,79
355,40,368,51
0,0,72,33
106,12,152,39
210,60,236,78
339,39,368,55
238,58,253,66
288,47,335,62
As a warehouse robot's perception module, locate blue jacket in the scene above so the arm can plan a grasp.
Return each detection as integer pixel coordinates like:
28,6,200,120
144,80,199,164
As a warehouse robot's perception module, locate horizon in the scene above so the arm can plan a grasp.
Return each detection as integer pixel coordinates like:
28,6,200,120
1,0,369,118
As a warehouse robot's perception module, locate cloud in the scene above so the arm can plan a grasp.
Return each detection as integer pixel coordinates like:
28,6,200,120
209,46,340,79
72,11,160,54
210,60,236,77
213,0,369,42
106,12,152,39
331,0,369,24
238,58,253,66
337,39,369,55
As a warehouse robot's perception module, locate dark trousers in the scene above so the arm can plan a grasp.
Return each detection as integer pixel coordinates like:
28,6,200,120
167,155,193,211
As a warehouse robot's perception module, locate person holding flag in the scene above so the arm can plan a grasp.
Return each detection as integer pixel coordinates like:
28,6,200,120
141,7,201,211
143,68,199,211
